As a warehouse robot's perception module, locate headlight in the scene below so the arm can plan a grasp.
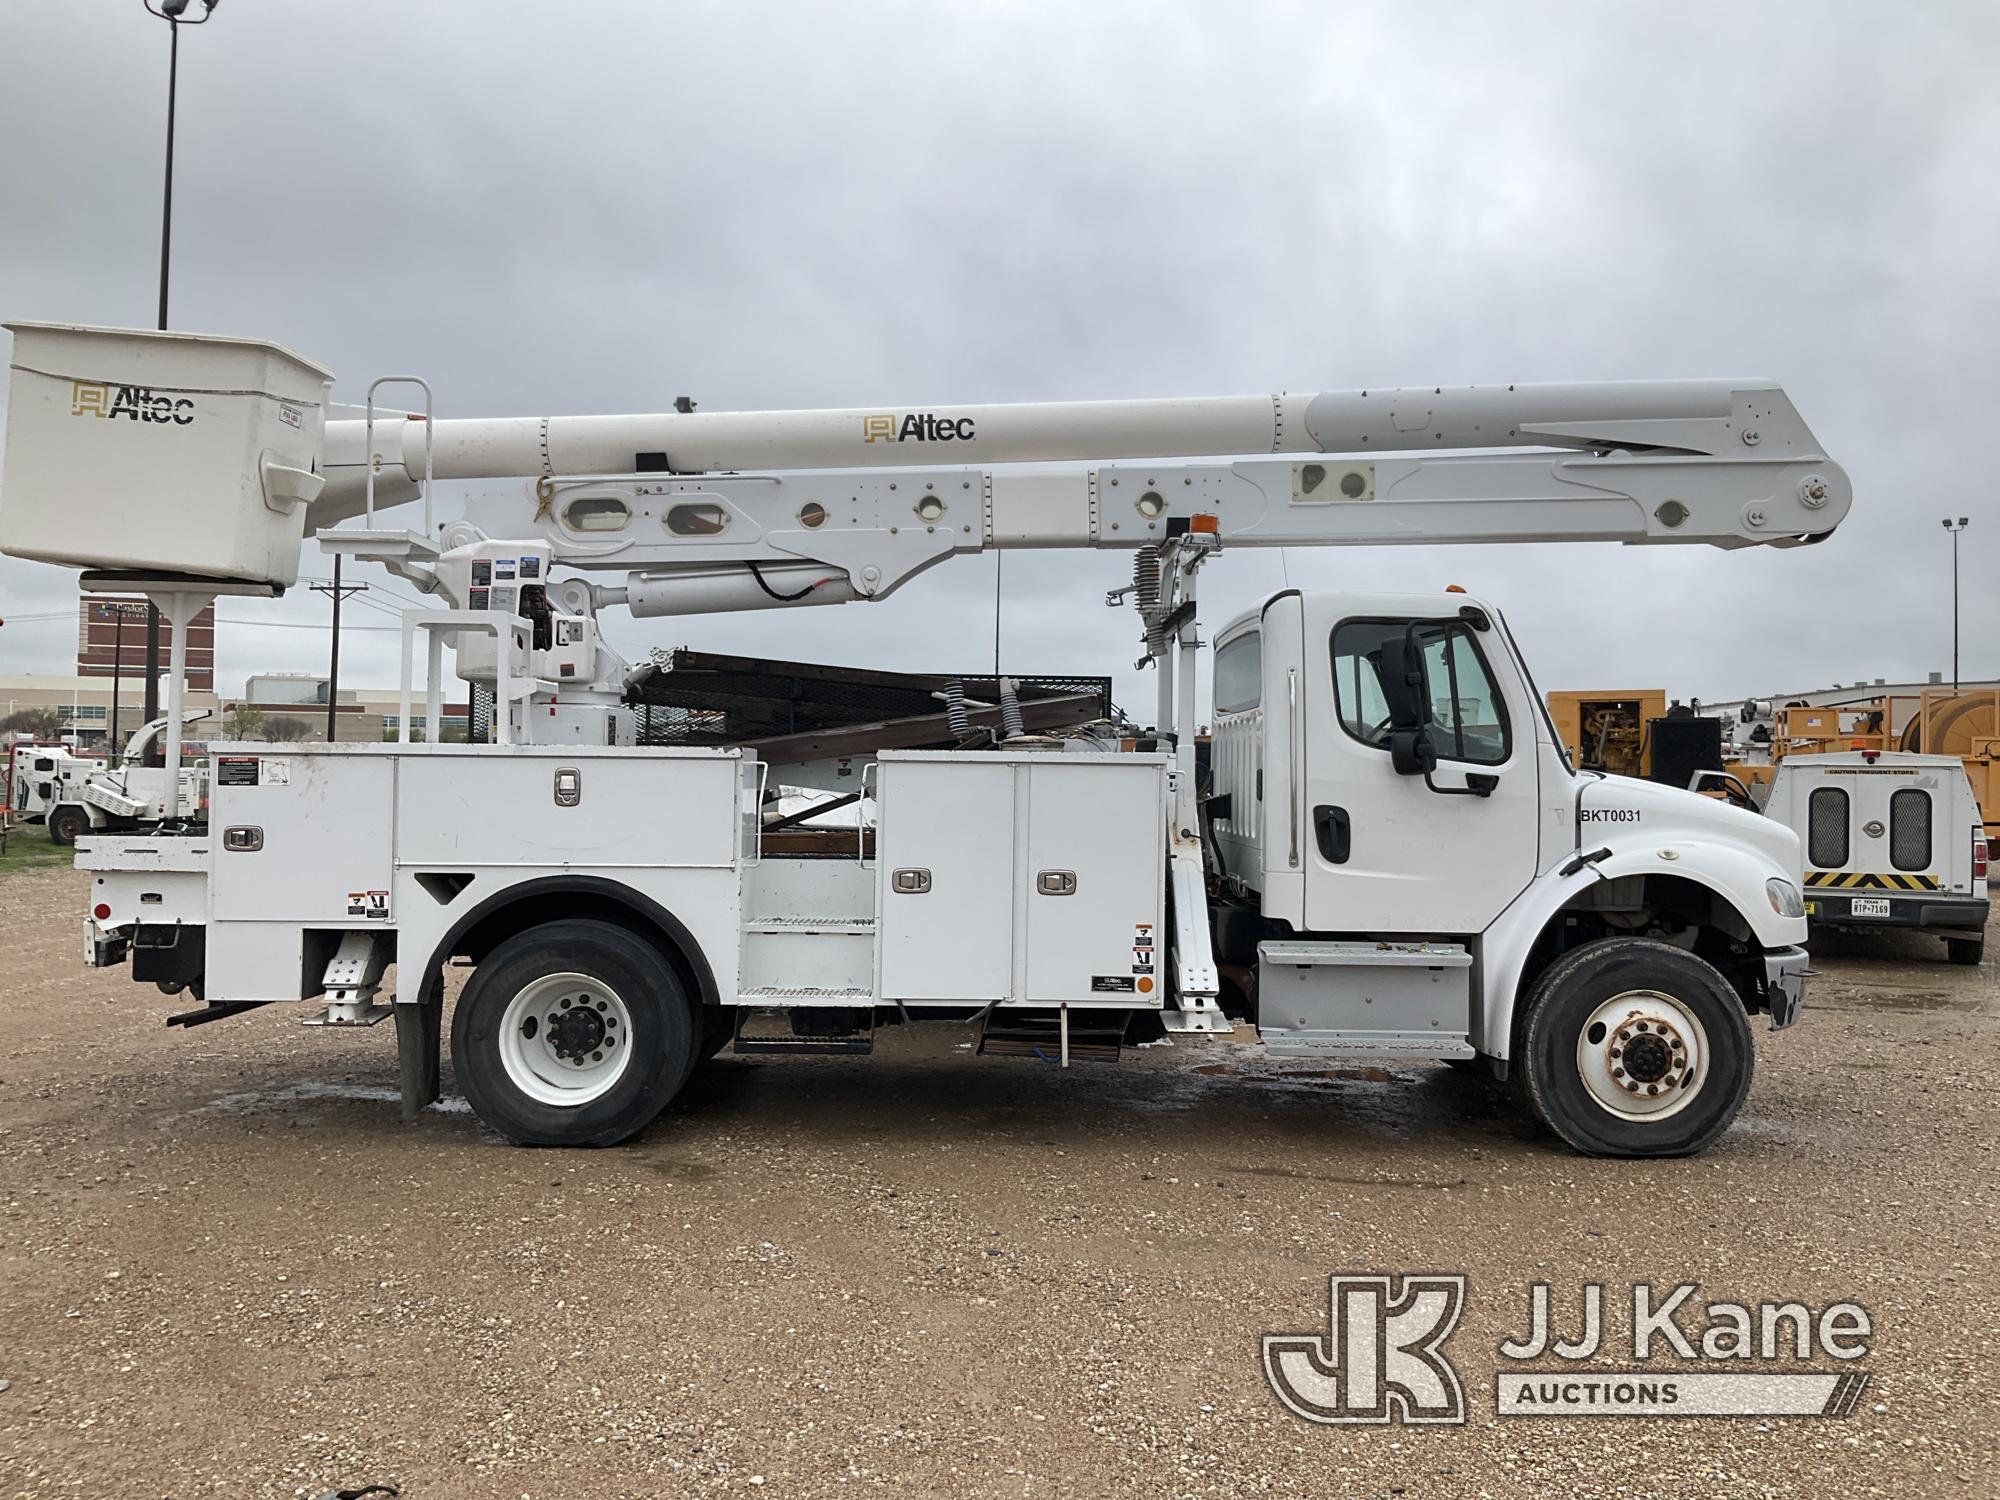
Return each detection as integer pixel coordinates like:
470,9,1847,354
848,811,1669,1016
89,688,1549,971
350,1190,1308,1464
1766,877,1804,918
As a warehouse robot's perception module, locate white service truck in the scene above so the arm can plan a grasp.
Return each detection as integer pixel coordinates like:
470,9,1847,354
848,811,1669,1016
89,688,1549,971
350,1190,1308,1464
0,322,1854,1157
1765,751,1988,964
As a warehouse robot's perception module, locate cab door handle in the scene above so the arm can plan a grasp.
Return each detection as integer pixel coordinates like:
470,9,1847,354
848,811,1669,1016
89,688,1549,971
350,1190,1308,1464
1314,805,1351,864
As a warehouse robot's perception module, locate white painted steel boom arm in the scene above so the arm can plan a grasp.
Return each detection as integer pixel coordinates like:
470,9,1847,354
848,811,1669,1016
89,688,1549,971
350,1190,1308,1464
316,376,1848,621
321,376,1842,521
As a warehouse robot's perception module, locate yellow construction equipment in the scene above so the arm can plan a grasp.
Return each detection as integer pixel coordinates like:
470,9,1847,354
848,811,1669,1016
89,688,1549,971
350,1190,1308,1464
1551,686,1997,839
1547,690,1666,778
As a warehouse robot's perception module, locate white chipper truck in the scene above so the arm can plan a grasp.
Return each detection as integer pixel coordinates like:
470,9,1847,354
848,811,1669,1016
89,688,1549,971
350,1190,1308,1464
35,709,210,846
0,322,1853,1156
9,738,88,827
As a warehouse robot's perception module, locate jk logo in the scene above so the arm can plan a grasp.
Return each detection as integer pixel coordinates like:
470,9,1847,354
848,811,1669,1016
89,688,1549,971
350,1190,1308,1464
1262,1274,1467,1425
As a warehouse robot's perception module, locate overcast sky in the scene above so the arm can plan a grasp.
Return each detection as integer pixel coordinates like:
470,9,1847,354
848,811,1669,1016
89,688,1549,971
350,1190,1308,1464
2,1,1995,719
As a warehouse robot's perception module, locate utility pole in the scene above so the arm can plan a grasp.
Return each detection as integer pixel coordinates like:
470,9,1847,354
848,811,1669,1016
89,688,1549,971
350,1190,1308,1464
140,0,220,725
1942,516,1970,692
309,561,368,742
110,606,125,762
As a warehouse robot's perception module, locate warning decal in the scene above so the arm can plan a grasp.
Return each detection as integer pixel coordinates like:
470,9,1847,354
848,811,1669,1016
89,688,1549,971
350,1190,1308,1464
215,756,259,787
346,890,390,920
1132,921,1156,974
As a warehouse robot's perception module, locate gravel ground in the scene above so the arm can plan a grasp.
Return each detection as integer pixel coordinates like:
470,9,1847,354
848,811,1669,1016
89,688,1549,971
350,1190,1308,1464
0,866,1993,1498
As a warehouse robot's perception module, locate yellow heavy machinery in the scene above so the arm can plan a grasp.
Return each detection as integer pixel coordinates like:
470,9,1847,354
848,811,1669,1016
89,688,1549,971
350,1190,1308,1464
1550,686,1998,840
1772,689,1999,841
1546,690,1666,778
1546,689,1726,791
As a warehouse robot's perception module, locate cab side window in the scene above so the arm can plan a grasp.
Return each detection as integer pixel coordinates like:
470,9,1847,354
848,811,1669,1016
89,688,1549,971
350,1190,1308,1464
1331,618,1511,766
1213,632,1262,714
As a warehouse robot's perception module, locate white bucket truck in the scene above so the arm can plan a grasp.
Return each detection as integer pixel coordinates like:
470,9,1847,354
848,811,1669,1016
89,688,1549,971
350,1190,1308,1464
0,322,1852,1156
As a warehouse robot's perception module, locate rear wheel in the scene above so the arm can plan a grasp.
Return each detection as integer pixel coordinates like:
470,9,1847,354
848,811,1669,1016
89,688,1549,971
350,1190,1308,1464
1519,937,1753,1158
47,805,86,846
452,918,694,1146
1946,935,1985,967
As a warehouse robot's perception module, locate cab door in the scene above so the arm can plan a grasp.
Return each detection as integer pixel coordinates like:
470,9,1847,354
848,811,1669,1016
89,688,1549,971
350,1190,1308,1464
1292,593,1541,935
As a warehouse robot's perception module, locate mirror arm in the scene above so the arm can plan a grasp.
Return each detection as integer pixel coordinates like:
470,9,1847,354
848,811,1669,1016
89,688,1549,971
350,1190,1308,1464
1423,769,1499,798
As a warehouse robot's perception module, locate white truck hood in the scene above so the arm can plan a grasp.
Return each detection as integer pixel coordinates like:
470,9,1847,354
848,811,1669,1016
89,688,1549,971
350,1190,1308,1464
1579,774,1803,878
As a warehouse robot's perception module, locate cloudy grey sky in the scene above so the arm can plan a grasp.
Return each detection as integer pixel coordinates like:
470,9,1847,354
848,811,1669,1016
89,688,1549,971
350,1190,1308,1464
2,1,1995,717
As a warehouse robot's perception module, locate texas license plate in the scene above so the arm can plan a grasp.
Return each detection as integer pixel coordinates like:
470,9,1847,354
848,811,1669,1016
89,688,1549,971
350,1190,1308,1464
1850,897,1892,918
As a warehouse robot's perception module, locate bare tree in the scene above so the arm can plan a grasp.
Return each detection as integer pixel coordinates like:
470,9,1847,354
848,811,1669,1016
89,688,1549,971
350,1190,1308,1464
0,708,64,739
220,705,267,740
262,715,317,743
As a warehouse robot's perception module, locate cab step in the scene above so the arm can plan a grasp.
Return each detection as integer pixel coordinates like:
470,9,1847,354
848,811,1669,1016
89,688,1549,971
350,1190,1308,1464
731,1004,875,1056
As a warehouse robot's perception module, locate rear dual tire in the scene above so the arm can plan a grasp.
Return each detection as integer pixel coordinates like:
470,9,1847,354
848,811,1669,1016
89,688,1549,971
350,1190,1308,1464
1519,938,1753,1158
452,918,696,1147
1946,936,1985,967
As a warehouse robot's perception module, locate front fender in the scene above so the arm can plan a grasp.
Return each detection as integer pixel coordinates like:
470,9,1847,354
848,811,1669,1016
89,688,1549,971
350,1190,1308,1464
1476,838,1804,1059
1590,838,1805,950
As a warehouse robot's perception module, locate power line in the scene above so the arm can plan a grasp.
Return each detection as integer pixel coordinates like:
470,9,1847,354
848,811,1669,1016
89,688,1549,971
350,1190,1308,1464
213,616,401,632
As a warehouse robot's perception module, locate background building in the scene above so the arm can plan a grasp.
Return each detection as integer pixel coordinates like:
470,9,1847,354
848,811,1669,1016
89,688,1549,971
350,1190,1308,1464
76,597,214,692
229,673,470,742
0,674,222,750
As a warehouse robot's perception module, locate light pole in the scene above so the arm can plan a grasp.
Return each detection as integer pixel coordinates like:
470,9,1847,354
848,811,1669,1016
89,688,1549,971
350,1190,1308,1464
139,0,220,727
1942,517,1970,692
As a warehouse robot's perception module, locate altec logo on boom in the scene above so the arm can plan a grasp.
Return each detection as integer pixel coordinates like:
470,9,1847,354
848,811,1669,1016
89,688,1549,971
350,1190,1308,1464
71,380,194,426
862,412,976,444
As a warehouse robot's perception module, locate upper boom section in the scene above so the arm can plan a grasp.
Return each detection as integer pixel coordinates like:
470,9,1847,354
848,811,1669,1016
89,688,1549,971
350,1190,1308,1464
320,377,1837,522
0,324,1850,600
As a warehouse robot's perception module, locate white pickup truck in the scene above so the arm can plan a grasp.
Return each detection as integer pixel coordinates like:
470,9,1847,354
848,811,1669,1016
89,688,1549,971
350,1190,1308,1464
1764,752,1988,964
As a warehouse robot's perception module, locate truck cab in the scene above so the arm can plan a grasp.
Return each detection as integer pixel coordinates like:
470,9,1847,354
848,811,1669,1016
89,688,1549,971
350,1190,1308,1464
1208,590,1811,1153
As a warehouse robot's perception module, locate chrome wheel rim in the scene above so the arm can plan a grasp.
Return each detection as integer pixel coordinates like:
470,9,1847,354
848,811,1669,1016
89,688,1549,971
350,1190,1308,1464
1575,988,1708,1122
498,972,633,1107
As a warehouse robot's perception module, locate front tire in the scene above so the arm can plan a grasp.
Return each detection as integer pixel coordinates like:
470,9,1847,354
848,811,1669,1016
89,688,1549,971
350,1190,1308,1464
47,805,86,846
1519,938,1753,1158
451,918,694,1147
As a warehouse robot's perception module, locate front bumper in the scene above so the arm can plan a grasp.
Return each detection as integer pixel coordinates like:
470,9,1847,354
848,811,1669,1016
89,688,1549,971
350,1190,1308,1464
1804,892,1988,936
1762,945,1808,1030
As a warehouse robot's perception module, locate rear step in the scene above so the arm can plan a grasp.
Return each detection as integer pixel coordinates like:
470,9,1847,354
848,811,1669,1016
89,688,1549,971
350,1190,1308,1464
977,1009,1124,1065
731,1005,875,1056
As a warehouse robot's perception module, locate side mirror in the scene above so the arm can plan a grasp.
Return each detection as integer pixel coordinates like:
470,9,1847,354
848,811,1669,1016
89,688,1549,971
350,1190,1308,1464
1389,726,1438,778
1377,631,1430,731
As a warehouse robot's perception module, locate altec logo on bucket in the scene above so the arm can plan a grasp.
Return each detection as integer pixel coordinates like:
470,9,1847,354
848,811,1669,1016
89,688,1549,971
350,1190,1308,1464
71,380,194,426
1263,1275,1874,1425
862,412,975,444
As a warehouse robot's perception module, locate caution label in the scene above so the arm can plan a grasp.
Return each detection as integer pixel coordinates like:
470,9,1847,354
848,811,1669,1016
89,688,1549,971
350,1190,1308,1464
215,756,259,787
1802,872,1940,890
347,890,390,920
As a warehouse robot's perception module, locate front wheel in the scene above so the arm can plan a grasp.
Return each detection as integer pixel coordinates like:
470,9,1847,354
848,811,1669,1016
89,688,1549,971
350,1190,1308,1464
451,918,695,1147
1519,938,1753,1158
47,805,87,846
